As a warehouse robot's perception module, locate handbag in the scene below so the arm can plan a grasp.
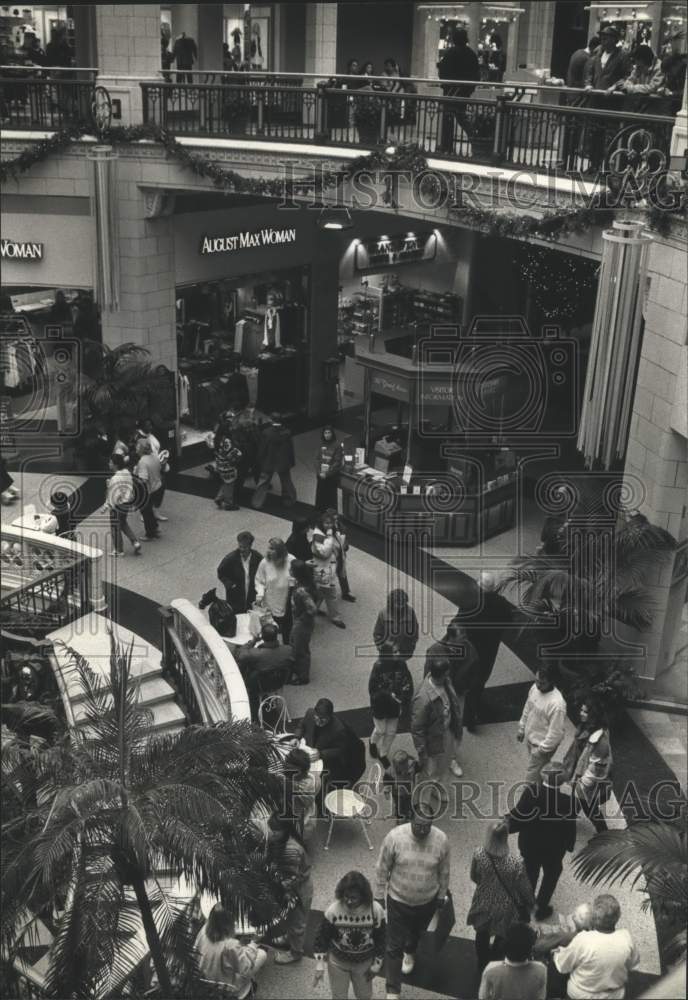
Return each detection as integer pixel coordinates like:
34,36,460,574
487,854,531,923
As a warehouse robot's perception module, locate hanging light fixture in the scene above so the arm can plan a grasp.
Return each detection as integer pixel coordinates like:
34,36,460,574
87,145,120,312
318,207,353,231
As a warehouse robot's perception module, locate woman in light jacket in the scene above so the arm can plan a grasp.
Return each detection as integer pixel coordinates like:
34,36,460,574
311,512,346,628
562,698,613,833
254,537,295,641
194,903,267,999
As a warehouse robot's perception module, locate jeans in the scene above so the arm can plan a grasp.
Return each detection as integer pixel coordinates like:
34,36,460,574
252,469,297,509
523,849,564,908
151,483,165,509
109,509,138,552
525,742,556,785
337,566,352,597
215,480,236,506
371,716,398,760
418,730,462,800
474,928,505,973
286,876,314,956
290,616,314,682
328,953,374,1000
316,584,343,623
385,895,437,995
140,489,159,538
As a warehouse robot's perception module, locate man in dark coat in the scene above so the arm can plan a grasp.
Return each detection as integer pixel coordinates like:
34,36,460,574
252,414,297,509
584,26,629,90
505,763,577,920
452,572,513,729
236,622,294,720
217,530,262,611
566,35,600,89
296,697,362,789
437,26,480,153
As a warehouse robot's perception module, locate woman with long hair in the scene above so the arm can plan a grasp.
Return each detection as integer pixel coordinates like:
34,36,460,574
368,641,414,767
267,814,314,967
288,559,317,685
314,425,344,512
373,589,419,663
467,820,535,973
193,902,268,998
313,870,386,999
254,538,295,640
311,511,346,629
562,697,612,832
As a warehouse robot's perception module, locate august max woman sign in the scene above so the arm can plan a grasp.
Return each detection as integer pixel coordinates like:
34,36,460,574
200,228,297,255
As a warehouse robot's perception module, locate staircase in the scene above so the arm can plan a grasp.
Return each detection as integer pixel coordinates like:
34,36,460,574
48,614,187,737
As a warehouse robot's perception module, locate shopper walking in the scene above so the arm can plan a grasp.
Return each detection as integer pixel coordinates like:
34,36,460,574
330,510,355,602
133,438,161,540
313,871,385,1000
368,642,413,767
478,922,546,1000
213,419,242,511
267,815,314,967
254,538,295,640
136,418,169,520
454,571,513,729
424,623,477,732
194,903,268,998
562,698,613,833
412,657,464,791
253,413,297,509
467,821,535,974
105,454,141,556
217,531,262,612
315,425,344,512
288,559,318,685
553,894,639,999
373,589,419,663
517,665,567,785
437,26,480,152
311,512,346,628
506,763,577,920
375,804,451,998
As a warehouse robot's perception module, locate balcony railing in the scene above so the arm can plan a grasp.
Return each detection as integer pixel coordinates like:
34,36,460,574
140,79,675,172
1,69,675,175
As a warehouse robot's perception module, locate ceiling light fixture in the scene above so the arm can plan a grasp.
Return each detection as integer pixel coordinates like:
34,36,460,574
318,207,353,231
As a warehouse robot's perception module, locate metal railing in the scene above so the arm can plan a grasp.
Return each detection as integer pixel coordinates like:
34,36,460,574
0,559,89,635
0,75,95,129
140,78,675,172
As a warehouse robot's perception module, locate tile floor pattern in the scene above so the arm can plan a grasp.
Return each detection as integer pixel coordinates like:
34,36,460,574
2,469,664,999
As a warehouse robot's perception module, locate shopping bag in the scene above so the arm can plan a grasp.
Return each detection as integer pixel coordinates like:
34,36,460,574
433,890,456,952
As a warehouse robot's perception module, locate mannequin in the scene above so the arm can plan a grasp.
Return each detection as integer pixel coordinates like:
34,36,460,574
262,291,281,349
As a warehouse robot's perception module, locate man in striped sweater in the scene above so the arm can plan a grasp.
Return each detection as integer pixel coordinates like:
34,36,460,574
375,805,451,998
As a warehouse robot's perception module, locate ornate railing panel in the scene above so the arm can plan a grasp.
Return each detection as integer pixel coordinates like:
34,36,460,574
0,559,89,634
0,76,95,130
160,598,250,725
140,80,675,173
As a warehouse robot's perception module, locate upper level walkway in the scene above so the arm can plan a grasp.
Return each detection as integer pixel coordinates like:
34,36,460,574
1,68,678,178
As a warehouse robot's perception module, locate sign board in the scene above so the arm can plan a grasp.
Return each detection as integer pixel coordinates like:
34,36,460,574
369,371,412,402
418,377,455,405
1,239,44,261
200,228,297,255
0,397,17,456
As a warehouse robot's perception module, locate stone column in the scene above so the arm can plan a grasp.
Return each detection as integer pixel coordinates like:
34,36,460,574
309,228,340,417
670,69,688,161
94,4,161,125
304,3,337,77
197,4,223,71
622,228,688,702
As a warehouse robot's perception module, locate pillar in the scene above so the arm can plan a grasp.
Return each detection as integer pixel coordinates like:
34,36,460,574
517,1,556,76
622,227,688,703
93,4,162,125
197,4,223,71
309,229,340,417
305,3,337,77
670,70,688,163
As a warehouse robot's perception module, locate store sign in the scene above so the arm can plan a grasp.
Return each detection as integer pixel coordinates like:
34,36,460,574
370,372,411,402
200,227,297,255
1,239,44,261
419,378,455,405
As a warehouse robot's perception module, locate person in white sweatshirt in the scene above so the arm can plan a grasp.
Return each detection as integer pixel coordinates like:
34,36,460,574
517,665,567,785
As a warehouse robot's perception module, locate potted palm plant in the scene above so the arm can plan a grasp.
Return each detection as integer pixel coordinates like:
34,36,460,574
79,341,153,439
1,632,288,998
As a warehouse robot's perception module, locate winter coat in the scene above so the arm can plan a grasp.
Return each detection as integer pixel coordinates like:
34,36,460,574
563,726,613,804
373,606,419,660
368,657,414,721
411,675,462,759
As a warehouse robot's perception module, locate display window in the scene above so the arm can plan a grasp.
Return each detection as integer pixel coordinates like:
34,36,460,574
175,266,309,437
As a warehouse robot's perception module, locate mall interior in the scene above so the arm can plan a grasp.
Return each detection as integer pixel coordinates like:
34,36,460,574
1,4,687,1000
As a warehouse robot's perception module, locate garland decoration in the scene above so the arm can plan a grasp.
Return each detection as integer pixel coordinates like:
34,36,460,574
0,124,679,238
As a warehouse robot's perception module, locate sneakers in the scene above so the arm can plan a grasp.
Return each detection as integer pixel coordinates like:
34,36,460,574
401,952,415,975
450,759,464,777
342,593,357,602
156,514,169,521
332,619,346,629
133,542,142,556
274,951,302,965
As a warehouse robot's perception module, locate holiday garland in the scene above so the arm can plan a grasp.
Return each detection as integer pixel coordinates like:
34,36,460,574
0,123,679,237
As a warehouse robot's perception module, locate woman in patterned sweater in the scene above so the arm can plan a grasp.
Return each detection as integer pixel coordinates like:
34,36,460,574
313,870,386,999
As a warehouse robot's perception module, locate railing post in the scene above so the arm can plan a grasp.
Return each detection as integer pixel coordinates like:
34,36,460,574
257,90,265,133
315,86,327,141
379,98,387,145
492,94,509,166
